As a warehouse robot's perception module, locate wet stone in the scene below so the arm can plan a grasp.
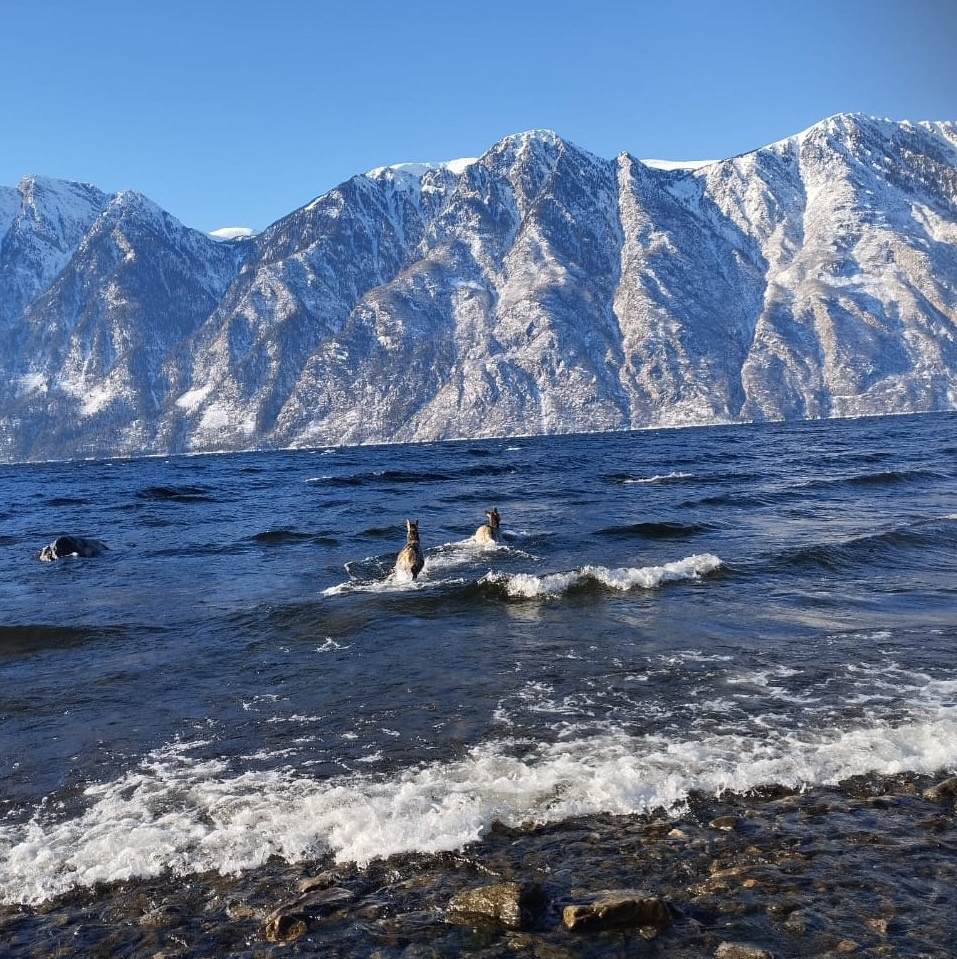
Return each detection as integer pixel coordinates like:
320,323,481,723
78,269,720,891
297,870,341,893
224,899,259,920
447,881,548,930
262,885,354,943
710,815,739,831
263,911,308,943
138,904,189,929
715,943,775,959
561,888,671,934
921,776,957,802
782,910,808,934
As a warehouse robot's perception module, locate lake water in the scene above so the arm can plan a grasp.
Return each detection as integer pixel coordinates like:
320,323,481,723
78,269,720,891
2,413,957,922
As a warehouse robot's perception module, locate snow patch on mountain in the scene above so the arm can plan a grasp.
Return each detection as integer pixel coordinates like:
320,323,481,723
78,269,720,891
210,226,255,241
175,386,214,411
641,158,716,171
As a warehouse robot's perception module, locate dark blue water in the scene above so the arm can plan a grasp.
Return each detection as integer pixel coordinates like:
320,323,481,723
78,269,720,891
2,414,957,904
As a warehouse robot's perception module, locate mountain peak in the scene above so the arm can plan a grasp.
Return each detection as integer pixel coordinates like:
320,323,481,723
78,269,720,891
488,129,568,161
499,129,565,148
15,174,109,218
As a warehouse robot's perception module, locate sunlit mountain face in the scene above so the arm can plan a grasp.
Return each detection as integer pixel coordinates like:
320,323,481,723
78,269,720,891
1,114,955,462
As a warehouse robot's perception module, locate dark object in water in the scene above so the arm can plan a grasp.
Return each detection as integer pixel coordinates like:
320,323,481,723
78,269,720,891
37,535,109,562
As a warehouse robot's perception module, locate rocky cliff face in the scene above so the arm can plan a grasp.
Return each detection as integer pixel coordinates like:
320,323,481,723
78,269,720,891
1,114,955,462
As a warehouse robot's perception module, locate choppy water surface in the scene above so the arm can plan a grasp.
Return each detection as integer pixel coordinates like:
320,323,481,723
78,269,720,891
2,414,957,922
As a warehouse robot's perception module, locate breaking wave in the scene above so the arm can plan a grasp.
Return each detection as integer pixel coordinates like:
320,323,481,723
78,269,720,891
3,694,955,905
606,471,695,484
321,549,721,599
480,553,722,598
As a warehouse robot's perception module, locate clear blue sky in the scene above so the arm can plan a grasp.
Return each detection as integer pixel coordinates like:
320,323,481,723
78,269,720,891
3,0,955,234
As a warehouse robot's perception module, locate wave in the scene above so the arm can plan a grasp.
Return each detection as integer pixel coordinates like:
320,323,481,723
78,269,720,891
426,535,533,566
322,537,536,596
323,546,720,599
605,471,695,484
801,468,949,491
596,521,712,539
248,529,323,546
45,496,89,507
322,570,467,597
773,515,957,573
359,524,407,540
481,553,722,599
4,699,956,905
315,463,517,489
0,623,113,656
683,466,950,513
135,485,215,503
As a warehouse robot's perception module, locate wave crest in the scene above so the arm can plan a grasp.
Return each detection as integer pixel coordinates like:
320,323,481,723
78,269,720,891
481,553,722,598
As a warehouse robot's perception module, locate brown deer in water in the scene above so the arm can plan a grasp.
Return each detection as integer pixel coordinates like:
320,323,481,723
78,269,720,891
474,508,501,544
395,518,425,579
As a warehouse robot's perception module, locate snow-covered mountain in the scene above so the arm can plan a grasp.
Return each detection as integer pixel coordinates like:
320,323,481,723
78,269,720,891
1,114,956,462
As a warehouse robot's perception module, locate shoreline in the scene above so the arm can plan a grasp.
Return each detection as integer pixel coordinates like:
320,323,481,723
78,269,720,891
4,770,957,957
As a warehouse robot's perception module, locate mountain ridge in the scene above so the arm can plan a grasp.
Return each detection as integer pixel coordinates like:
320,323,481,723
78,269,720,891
1,113,956,462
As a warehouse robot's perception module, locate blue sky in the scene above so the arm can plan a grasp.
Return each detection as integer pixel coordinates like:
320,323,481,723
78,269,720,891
3,0,955,234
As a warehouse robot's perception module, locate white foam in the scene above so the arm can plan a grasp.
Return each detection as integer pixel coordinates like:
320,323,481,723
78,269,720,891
315,638,349,653
624,471,695,484
425,537,526,572
323,537,535,594
483,553,722,598
323,574,416,596
4,703,957,905
321,562,469,596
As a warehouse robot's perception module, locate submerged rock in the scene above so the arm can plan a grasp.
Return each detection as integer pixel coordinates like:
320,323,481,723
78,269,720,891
263,912,308,943
448,881,548,930
921,776,957,802
561,889,671,934
709,815,739,831
263,885,354,942
714,943,775,959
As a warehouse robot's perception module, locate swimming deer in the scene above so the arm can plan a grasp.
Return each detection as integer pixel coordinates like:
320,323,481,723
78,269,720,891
395,518,425,579
474,508,501,544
